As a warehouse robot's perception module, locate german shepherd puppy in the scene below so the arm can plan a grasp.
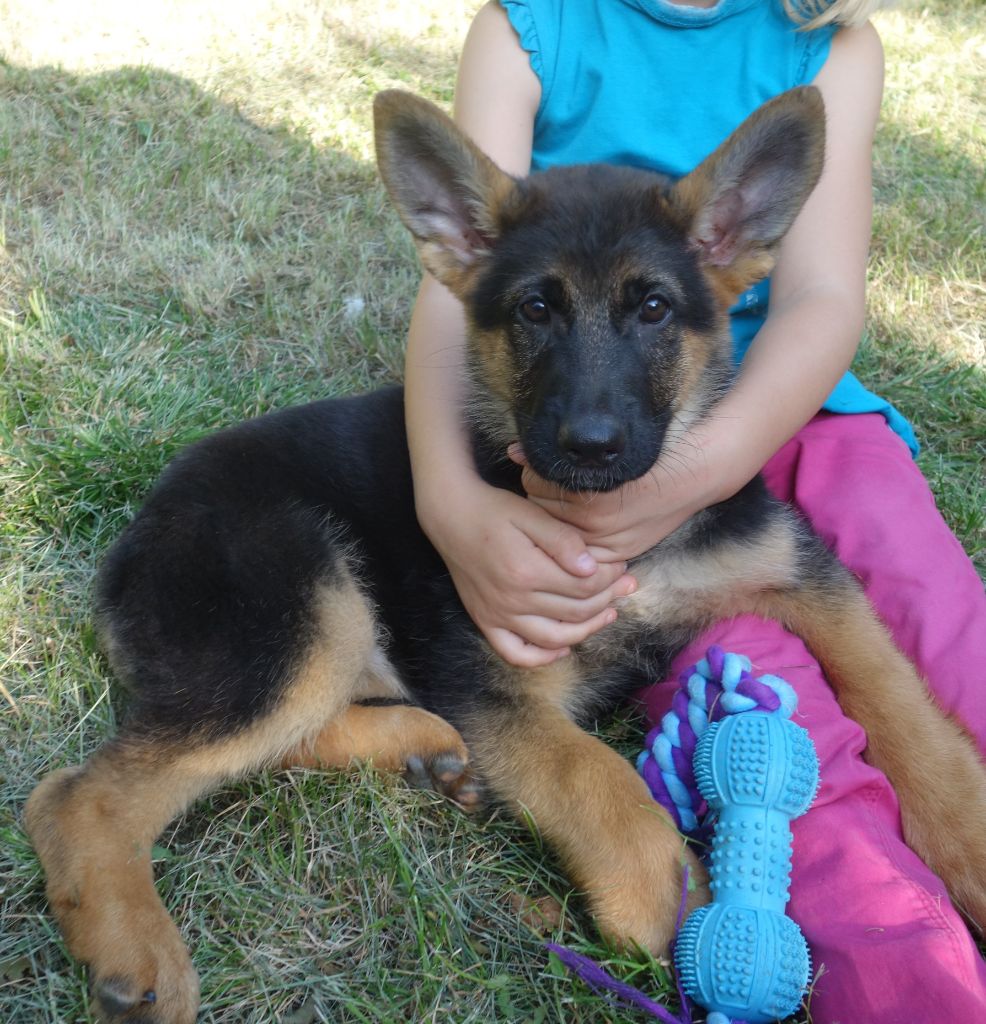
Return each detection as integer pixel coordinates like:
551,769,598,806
25,88,986,1024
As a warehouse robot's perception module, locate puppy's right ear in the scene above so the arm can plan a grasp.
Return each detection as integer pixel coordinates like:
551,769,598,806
670,86,826,301
374,90,516,296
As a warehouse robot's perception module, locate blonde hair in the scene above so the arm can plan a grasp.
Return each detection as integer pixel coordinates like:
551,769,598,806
783,0,894,29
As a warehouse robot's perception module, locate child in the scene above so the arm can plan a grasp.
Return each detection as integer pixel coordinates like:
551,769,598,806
403,1,986,1021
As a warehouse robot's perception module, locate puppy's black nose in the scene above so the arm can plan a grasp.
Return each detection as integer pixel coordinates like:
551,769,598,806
558,415,626,467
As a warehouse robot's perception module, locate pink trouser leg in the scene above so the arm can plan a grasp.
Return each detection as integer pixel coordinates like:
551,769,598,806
637,414,986,1023
766,413,986,748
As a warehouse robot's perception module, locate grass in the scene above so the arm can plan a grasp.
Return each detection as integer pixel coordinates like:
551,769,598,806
0,0,983,1021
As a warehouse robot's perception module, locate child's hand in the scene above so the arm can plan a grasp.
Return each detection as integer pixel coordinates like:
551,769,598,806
417,475,637,668
509,428,739,563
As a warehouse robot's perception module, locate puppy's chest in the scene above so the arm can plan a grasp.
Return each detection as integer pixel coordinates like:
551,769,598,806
577,527,800,673
619,549,744,629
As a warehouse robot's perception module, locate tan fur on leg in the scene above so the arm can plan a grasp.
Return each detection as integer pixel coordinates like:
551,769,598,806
756,585,986,932
470,667,707,953
280,702,467,771
279,702,480,807
26,752,204,1024
25,581,378,1023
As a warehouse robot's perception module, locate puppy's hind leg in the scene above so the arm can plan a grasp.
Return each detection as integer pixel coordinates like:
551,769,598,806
27,739,216,1024
25,581,376,1024
755,573,986,933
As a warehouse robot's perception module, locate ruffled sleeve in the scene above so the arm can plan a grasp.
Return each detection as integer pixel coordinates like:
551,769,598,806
499,0,556,117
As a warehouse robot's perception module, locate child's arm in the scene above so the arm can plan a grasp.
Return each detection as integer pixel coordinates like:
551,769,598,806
519,23,886,562
404,2,637,668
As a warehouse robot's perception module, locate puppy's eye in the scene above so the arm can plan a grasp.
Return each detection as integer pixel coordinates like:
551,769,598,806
640,294,672,326
519,296,550,324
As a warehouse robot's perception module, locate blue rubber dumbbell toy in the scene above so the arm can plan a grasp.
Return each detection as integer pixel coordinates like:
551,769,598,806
674,712,819,1024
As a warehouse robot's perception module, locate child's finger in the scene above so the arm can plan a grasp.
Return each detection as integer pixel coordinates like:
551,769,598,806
506,442,527,465
530,575,637,623
525,488,621,534
485,628,570,668
502,553,628,604
515,511,599,577
509,607,619,651
586,544,626,564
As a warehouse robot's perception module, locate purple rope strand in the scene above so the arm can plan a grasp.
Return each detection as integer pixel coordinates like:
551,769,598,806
545,945,688,1024
544,867,697,1024
707,645,726,678
735,673,782,711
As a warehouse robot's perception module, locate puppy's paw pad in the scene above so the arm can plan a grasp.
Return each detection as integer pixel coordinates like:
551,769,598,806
403,751,484,811
94,976,158,1022
430,752,468,783
446,776,484,811
91,948,198,1024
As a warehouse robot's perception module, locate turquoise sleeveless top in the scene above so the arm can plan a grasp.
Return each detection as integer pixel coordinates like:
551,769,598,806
500,0,918,453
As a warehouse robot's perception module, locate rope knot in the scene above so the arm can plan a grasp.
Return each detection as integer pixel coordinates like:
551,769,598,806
637,647,798,836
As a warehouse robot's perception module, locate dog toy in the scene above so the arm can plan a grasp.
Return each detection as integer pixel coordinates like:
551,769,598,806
639,648,819,1024
674,712,818,1023
548,649,818,1023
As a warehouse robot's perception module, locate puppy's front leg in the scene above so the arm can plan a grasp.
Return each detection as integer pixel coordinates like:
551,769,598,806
466,665,707,954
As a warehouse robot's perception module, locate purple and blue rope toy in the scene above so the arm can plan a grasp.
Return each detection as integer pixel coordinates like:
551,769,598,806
551,646,820,1024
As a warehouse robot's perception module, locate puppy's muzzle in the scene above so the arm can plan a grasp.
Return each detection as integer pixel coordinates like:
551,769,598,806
558,413,626,469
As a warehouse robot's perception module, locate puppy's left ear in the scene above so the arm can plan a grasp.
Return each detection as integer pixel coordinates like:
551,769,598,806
671,86,826,295
374,90,517,297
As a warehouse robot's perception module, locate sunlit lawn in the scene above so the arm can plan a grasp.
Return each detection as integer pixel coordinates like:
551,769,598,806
1,1,982,1021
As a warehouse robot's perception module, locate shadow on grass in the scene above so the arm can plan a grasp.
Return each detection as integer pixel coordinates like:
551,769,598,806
0,57,691,1024
0,57,421,548
1,41,981,1023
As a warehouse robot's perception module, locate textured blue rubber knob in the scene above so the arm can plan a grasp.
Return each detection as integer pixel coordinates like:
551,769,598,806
675,714,819,1024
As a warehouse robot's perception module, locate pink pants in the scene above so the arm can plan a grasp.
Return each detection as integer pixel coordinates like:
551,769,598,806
636,413,986,1024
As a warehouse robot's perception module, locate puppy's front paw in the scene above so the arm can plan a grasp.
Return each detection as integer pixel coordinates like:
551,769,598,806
404,751,485,811
591,842,709,956
92,959,199,1024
